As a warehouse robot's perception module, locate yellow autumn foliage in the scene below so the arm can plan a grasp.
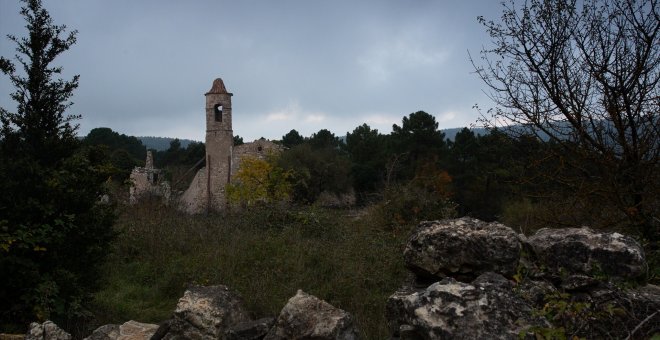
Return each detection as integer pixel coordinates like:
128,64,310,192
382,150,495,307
226,155,293,207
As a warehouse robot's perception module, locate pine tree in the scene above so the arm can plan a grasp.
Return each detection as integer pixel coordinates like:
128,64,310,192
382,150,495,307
0,0,115,330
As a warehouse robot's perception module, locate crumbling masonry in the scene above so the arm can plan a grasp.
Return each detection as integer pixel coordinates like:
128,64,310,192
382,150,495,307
179,78,280,213
129,150,171,204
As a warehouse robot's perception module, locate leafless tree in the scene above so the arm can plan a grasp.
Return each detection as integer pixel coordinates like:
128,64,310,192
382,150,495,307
472,0,659,242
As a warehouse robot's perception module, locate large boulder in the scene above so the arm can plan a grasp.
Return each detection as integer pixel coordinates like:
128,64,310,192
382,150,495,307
25,321,70,340
404,218,522,281
162,285,251,340
82,325,119,340
527,227,646,281
264,290,359,340
386,272,548,339
83,321,158,340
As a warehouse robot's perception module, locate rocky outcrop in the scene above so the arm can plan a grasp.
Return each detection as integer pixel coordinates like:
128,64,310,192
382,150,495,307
160,285,251,340
527,227,647,281
25,321,70,340
82,286,358,340
83,321,158,340
264,290,359,340
386,272,548,339
386,218,660,339
404,217,522,281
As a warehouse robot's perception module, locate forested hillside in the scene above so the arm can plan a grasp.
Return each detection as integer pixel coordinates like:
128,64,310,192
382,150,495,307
137,136,198,151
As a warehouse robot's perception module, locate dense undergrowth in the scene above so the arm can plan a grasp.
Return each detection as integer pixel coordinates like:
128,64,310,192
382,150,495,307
91,200,412,339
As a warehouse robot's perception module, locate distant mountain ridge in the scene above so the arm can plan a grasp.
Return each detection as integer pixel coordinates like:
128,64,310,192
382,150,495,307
441,127,487,141
138,136,200,151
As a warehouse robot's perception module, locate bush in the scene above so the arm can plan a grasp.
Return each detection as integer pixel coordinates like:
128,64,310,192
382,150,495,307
368,180,457,232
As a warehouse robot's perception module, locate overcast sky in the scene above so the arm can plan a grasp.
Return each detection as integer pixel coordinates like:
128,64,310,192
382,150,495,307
0,0,503,142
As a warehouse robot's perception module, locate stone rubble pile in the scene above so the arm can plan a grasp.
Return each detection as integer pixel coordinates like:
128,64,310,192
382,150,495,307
89,286,356,340
14,217,659,340
388,217,659,339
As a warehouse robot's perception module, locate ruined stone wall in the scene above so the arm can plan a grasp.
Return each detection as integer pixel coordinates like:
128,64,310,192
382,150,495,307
178,79,289,213
129,151,170,204
179,167,208,213
231,139,283,176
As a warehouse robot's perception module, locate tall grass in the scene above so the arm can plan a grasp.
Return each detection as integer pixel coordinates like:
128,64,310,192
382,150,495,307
91,200,410,339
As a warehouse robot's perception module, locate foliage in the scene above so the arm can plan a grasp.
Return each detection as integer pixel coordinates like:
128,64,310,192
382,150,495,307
371,169,457,230
444,129,522,220
473,0,660,242
281,129,305,148
226,155,293,207
0,0,115,331
150,139,205,190
93,203,408,339
154,139,205,168
137,136,197,152
308,128,342,150
344,124,386,197
83,127,146,161
82,128,149,180
233,135,244,146
390,111,447,180
277,143,352,203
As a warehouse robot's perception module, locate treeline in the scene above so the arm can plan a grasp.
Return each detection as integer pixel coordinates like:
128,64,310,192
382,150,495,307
83,109,654,236
138,136,198,152
270,111,532,226
233,110,657,235
81,128,205,182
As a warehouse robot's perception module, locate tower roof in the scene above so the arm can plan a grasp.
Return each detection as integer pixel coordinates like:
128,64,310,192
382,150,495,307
206,78,231,95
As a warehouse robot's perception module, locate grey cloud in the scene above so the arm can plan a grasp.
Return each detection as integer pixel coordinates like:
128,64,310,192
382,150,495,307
0,0,503,141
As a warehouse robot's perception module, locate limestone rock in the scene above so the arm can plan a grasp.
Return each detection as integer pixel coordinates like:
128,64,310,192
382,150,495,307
162,285,251,340
264,290,359,340
404,217,522,281
82,324,119,340
527,227,646,280
25,321,71,340
84,321,157,340
386,272,548,339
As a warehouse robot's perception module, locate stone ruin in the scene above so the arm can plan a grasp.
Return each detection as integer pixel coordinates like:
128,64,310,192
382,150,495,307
128,78,282,211
129,150,171,204
179,78,282,213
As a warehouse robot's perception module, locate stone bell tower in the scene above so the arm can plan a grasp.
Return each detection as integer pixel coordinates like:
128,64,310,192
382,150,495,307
180,78,234,213
204,78,234,210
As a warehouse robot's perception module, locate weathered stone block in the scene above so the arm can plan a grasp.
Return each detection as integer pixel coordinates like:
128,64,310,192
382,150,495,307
404,217,522,281
264,290,359,340
527,227,646,280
